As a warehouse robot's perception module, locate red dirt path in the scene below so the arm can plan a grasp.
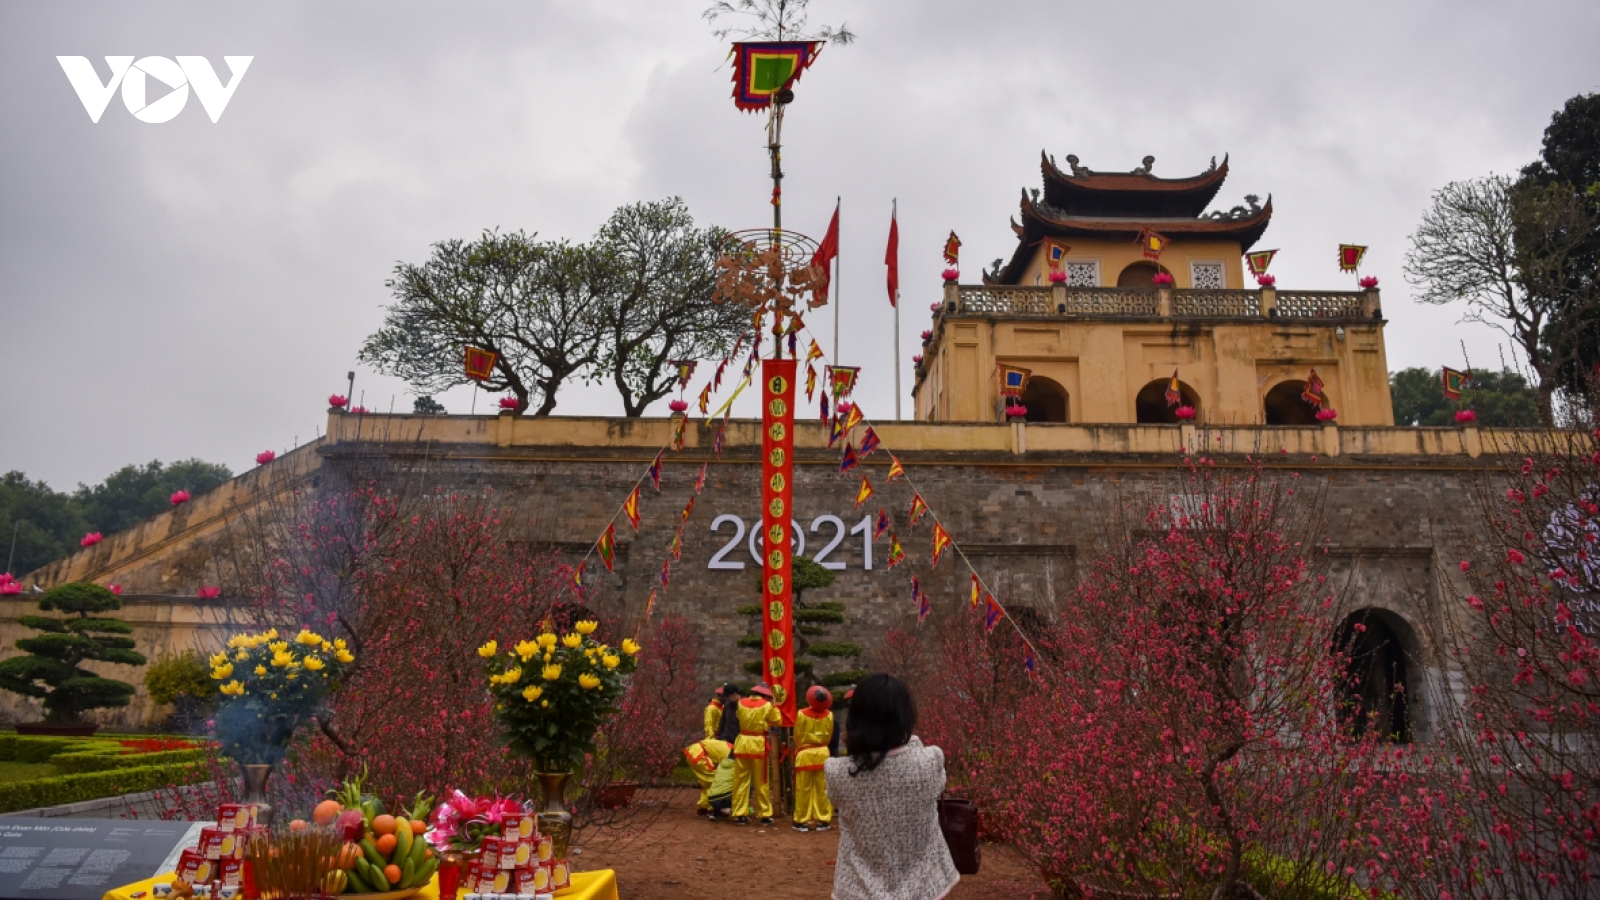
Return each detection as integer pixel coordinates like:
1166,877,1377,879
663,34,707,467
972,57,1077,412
573,787,1052,899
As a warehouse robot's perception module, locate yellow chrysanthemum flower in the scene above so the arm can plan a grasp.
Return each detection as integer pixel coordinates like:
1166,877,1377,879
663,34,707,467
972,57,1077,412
286,672,298,680
541,699,549,708
210,652,228,668
561,633,583,649
304,656,325,671
543,652,552,663
254,665,267,676
542,664,563,681
335,649,354,664
269,641,289,654
574,620,598,635
211,663,234,680
602,654,620,670
333,638,347,651
295,629,321,646
226,635,244,649
578,673,602,690
515,640,539,662
271,651,294,668
477,640,498,658
536,633,558,651
264,628,278,640
220,681,245,696
621,638,641,656
235,649,249,661
320,641,333,653
521,685,542,702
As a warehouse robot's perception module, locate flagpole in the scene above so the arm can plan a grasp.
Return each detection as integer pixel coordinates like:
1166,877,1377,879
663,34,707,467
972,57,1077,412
893,198,901,421
833,195,841,365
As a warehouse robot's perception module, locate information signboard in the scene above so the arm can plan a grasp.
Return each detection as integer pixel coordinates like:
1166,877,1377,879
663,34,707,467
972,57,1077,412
0,819,201,900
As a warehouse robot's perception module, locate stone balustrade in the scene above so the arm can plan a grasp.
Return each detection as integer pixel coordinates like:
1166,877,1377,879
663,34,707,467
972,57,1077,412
944,283,1380,321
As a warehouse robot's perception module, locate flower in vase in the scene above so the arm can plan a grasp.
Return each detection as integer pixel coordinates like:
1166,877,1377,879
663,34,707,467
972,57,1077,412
522,685,542,702
575,619,599,635
542,664,563,681
561,633,583,649
478,641,498,658
578,673,602,690
622,638,641,655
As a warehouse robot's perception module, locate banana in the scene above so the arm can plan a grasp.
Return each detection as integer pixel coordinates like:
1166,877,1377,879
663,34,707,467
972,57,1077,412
399,855,416,889
393,818,413,863
407,829,429,869
404,855,438,890
344,863,372,894
357,858,384,892
359,837,384,870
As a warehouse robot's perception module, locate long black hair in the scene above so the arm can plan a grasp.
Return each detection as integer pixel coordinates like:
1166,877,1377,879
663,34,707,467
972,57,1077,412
714,687,744,744
845,673,916,776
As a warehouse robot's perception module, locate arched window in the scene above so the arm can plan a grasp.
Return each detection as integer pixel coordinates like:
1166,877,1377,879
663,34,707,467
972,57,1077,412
1020,377,1070,423
1334,609,1416,743
1116,261,1172,287
1135,379,1199,423
1264,380,1320,425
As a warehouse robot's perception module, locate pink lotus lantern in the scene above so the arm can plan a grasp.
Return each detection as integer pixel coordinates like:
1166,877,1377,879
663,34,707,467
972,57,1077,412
920,330,933,341
1454,409,1477,424
170,490,191,506
942,267,960,283
835,401,853,418
668,399,689,413
256,450,276,465
1048,268,1067,284
1256,274,1276,287
1359,276,1379,289
498,396,519,410
328,394,348,409
1174,405,1196,420
196,586,222,599
1005,403,1028,419
350,405,368,414
1316,407,1339,422
1152,272,1175,286
81,532,103,547
108,584,123,596
0,581,21,596
912,354,924,365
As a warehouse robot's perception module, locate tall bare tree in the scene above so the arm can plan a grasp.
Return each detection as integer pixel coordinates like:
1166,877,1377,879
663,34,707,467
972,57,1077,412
1404,176,1597,424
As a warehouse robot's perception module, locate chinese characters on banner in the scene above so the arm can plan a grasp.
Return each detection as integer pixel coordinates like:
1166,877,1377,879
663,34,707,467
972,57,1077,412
760,359,798,723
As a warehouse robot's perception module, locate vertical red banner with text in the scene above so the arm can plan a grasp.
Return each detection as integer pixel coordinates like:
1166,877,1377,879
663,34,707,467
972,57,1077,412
760,358,798,724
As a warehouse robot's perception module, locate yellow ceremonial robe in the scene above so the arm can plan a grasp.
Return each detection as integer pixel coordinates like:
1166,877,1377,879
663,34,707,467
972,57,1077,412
732,697,781,818
793,708,834,825
682,738,731,810
703,699,723,741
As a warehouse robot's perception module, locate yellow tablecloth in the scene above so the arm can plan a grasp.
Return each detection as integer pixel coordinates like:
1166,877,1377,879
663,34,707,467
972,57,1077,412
104,869,619,900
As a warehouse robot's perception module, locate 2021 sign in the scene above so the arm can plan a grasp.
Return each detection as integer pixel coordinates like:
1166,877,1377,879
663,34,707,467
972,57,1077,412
708,514,878,571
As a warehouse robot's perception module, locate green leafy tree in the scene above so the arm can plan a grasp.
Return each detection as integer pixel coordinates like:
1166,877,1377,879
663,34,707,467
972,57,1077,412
590,199,747,416
73,459,233,536
1389,367,1541,426
144,649,218,730
361,231,605,415
411,395,446,415
0,583,146,724
0,472,89,578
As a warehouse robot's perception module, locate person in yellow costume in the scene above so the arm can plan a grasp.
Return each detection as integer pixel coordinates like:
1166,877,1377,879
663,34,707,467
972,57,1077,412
792,685,837,832
704,683,736,740
683,685,740,816
732,681,782,826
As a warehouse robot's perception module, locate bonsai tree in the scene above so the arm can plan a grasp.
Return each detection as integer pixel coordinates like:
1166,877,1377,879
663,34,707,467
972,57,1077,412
0,582,146,724
740,557,863,690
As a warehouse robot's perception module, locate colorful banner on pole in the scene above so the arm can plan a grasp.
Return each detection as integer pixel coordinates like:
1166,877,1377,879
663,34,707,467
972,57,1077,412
1338,244,1367,272
729,41,821,112
1245,249,1277,276
1441,367,1471,400
760,359,798,723
465,346,498,381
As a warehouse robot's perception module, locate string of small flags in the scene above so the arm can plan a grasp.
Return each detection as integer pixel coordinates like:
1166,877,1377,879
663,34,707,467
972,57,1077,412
799,327,1043,680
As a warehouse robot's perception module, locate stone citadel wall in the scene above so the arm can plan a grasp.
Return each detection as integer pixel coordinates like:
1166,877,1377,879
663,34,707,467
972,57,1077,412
12,413,1519,731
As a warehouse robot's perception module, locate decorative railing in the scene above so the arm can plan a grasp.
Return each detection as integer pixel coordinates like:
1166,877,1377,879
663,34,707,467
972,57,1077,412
956,286,1157,317
1060,288,1161,316
955,285,1055,315
1172,290,1260,317
1272,290,1366,319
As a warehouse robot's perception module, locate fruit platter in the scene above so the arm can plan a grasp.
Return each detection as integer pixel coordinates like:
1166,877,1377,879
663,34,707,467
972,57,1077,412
295,770,440,897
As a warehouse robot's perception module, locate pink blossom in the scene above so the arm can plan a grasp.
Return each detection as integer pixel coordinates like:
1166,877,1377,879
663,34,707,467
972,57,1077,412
350,406,368,414
255,450,276,465
1460,560,1471,572
912,354,924,365
81,532,103,547
0,580,20,596
170,490,191,506
328,394,348,408
929,302,943,312
1506,549,1526,565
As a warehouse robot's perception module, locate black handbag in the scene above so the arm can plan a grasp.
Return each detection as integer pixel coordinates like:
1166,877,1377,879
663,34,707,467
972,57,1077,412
937,796,981,875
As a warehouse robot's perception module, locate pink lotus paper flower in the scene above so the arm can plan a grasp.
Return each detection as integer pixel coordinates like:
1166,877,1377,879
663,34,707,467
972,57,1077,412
81,532,103,547
350,406,368,414
1152,272,1175,286
941,267,959,282
0,582,20,596
835,402,853,417
108,584,123,595
1460,560,1470,572
920,330,933,341
1048,268,1067,284
256,450,276,465
1315,408,1338,422
170,490,191,506
328,394,348,408
1256,274,1276,287
1358,276,1379,289
196,585,221,599
1454,409,1477,423
668,399,688,413
1005,404,1028,418
498,396,519,410
912,354,924,364
929,302,943,312
1175,405,1196,420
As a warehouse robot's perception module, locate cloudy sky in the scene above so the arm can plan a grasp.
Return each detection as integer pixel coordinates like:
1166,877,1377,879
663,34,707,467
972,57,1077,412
2,0,1596,490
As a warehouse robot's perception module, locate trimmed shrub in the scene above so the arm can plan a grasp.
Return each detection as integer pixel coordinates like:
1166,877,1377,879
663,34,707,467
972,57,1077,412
807,642,862,658
51,746,210,775
0,583,145,724
0,760,210,814
819,668,869,688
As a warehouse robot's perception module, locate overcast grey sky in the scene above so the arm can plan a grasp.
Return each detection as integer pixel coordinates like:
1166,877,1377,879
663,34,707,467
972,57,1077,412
2,1,1596,490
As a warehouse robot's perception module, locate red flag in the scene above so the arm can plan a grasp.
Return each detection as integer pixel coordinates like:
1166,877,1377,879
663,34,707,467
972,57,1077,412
812,202,840,296
885,206,899,308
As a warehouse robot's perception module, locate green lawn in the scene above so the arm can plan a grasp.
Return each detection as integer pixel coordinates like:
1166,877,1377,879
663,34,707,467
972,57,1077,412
0,761,57,784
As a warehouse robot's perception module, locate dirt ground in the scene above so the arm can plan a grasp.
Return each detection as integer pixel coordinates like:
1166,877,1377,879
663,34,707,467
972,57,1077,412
573,787,1053,900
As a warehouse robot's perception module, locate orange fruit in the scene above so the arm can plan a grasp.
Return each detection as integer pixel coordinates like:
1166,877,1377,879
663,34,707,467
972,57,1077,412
375,833,397,856
371,814,397,836
384,864,401,885
288,819,308,833
410,819,426,836
313,800,342,826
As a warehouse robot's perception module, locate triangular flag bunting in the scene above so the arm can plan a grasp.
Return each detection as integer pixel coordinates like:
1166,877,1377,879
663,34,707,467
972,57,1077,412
597,523,616,572
829,366,859,399
806,364,817,401
1302,368,1327,407
645,588,657,618
1441,367,1471,400
828,414,845,448
658,558,671,587
1165,369,1182,407
573,562,586,596
857,427,881,457
648,451,664,491
670,528,683,562
623,487,641,531
672,416,687,452
913,576,930,623
983,595,1003,634
840,442,859,473
969,573,981,609
842,403,864,433
854,475,874,510
1024,645,1038,679
820,392,830,424
874,508,890,541
714,426,726,458
931,522,952,567
694,462,707,494
886,533,905,569
1245,248,1277,276
698,383,712,415
1338,244,1367,272
887,455,906,482
909,494,929,528
806,340,824,364
681,495,695,523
